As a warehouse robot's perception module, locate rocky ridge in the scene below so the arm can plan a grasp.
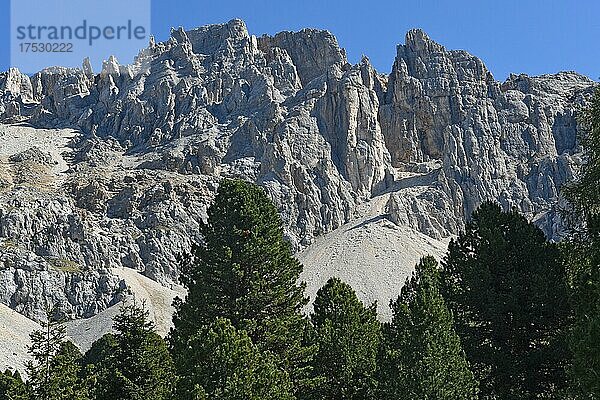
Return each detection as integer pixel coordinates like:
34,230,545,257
0,19,596,323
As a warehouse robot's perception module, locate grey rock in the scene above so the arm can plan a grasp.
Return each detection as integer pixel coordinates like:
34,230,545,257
8,147,54,165
380,30,594,237
0,21,596,321
258,28,348,86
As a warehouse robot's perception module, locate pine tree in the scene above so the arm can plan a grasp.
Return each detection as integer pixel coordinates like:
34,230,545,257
566,232,600,398
175,317,294,400
565,87,600,218
92,302,176,400
441,203,570,399
0,369,29,400
307,277,380,400
170,179,313,392
26,310,88,400
565,86,600,398
83,333,117,370
81,333,117,397
51,342,89,399
379,256,478,399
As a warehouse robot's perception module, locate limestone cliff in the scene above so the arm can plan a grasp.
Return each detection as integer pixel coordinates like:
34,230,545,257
0,20,595,321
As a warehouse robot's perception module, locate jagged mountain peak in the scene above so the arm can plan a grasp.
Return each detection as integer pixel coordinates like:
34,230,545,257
403,28,445,54
258,27,348,86
0,21,596,326
502,71,596,96
182,18,251,55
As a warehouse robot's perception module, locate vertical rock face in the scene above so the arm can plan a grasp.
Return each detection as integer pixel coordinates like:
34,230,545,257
0,68,34,102
0,21,595,320
0,68,35,119
257,29,348,86
380,30,593,237
311,57,391,197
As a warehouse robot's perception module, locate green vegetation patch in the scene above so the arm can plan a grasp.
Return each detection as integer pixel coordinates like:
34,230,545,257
47,257,82,273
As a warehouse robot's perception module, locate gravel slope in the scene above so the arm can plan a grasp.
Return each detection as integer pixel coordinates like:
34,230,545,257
65,267,186,352
299,194,449,319
0,267,185,374
0,304,40,373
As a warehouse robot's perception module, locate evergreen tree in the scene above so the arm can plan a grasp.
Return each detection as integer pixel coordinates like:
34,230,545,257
307,277,380,400
83,333,117,370
441,203,570,399
26,310,88,400
51,342,89,399
0,369,29,400
565,87,600,218
92,302,175,400
170,179,313,392
175,317,294,400
379,256,478,400
565,86,600,398
565,232,600,399
82,333,117,397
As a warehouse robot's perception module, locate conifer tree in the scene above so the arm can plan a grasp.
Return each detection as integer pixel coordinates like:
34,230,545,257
565,86,600,398
26,310,88,400
92,302,175,400
170,179,313,392
308,277,380,400
175,317,294,400
566,232,600,398
379,256,478,400
52,342,89,399
0,369,29,400
565,88,600,218
83,333,117,371
81,333,117,397
441,203,570,398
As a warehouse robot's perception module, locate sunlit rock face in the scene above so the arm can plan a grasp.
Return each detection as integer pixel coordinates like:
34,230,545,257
0,20,595,321
380,30,593,239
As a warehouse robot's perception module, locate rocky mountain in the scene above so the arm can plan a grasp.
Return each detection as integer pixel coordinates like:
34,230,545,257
0,19,595,325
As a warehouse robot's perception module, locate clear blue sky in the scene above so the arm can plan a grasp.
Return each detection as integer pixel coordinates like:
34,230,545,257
1,0,599,81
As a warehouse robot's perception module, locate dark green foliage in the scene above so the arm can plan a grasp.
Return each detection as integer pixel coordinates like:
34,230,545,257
81,333,117,398
379,256,478,400
175,317,294,400
442,203,570,399
307,277,380,400
565,87,600,218
565,86,600,398
0,369,29,400
170,179,313,391
568,231,600,398
51,342,89,399
26,311,89,400
91,303,175,400
83,333,117,370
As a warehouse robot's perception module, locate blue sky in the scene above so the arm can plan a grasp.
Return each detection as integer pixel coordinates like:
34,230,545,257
1,0,599,81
